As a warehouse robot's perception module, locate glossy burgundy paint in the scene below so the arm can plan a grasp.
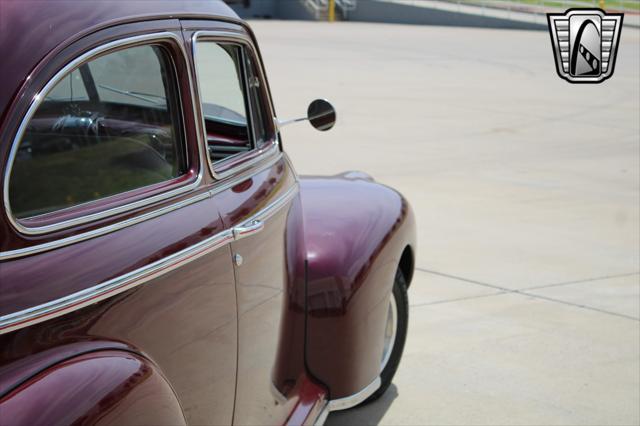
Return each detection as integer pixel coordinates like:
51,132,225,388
0,351,186,426
0,341,136,395
215,157,300,425
283,374,328,426
274,191,309,395
0,1,417,425
1,235,239,423
0,0,238,123
301,173,417,398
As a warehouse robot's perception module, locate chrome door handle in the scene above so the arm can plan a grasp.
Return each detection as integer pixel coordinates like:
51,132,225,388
232,220,264,240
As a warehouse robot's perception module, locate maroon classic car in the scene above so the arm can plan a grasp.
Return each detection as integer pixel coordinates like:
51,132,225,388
0,1,416,425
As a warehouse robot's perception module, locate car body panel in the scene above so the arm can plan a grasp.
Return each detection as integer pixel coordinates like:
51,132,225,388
0,341,136,396
282,374,328,426
218,159,298,425
0,350,186,426
0,1,417,424
300,173,416,398
0,233,239,424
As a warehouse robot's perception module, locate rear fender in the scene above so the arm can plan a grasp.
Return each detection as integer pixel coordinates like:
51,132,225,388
0,350,186,426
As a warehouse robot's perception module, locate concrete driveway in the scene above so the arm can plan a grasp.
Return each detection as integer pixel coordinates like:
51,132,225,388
248,21,640,425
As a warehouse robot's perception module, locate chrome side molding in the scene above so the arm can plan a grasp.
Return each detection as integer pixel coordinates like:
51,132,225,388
0,229,235,335
0,152,285,261
233,220,264,240
0,184,299,335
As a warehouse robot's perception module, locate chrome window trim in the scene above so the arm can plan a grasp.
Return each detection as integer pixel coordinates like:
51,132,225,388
0,151,284,261
0,191,208,261
3,32,204,236
191,30,281,182
0,181,299,334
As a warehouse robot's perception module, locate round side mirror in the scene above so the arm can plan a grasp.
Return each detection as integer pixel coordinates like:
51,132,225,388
307,99,336,131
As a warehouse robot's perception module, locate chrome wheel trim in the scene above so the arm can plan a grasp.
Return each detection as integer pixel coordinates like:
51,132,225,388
380,293,398,371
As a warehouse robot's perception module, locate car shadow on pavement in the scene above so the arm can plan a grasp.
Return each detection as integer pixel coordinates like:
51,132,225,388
325,384,399,426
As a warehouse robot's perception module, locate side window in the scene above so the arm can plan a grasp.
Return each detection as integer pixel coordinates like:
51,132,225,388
195,42,251,163
9,44,186,220
195,41,276,166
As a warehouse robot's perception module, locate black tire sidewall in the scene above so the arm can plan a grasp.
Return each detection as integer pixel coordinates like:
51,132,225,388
364,269,409,403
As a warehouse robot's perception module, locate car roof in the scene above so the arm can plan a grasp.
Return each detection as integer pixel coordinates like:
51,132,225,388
0,0,240,124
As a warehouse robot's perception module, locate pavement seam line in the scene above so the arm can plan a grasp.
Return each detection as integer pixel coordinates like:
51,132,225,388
410,291,506,308
415,267,640,322
520,272,640,291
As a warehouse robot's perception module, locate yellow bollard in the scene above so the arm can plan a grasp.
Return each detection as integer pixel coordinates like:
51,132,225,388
598,0,605,10
329,0,336,22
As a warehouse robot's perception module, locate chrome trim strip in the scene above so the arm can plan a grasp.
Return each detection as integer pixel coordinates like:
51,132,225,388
3,32,204,235
327,377,381,412
209,151,283,197
0,181,299,334
233,182,298,237
0,229,235,335
214,139,280,180
230,180,299,241
270,381,288,405
311,376,382,425
313,403,330,426
232,220,264,240
0,192,210,261
0,152,285,261
191,31,281,181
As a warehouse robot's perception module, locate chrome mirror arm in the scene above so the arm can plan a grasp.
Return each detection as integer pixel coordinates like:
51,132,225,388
275,116,307,130
274,99,336,132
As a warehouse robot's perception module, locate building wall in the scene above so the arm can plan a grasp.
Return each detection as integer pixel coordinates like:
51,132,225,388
229,0,276,18
350,1,545,30
227,0,545,30
229,0,315,20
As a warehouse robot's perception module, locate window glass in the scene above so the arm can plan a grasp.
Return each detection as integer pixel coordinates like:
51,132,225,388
9,45,185,220
46,70,89,102
89,48,168,108
195,42,251,163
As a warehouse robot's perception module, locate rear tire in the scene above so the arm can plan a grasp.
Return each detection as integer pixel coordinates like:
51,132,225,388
364,268,409,403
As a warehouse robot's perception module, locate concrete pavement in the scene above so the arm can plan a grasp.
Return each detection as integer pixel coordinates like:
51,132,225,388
248,20,640,425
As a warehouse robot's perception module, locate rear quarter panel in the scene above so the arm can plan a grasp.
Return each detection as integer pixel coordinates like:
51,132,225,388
0,350,186,426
